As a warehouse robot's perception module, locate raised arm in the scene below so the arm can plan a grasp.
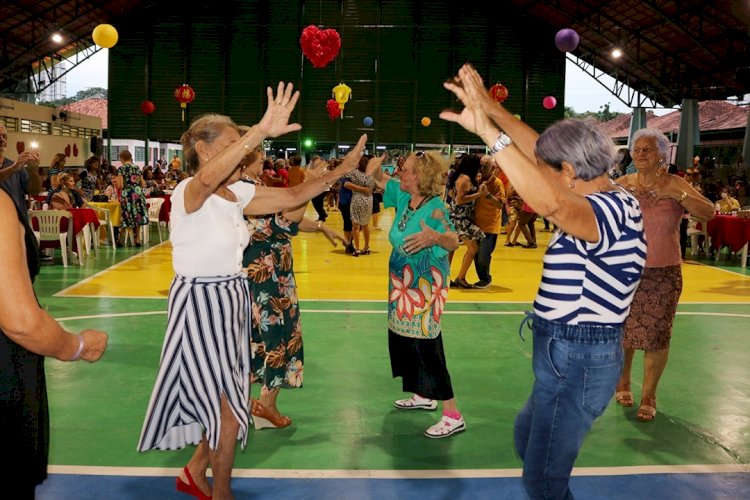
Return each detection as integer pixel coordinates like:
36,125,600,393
364,153,389,190
184,82,301,214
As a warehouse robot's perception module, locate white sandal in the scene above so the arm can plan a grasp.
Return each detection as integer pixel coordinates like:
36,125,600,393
424,415,466,438
393,395,437,410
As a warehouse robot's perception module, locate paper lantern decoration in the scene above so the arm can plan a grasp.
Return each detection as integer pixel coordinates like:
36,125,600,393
300,25,341,68
421,117,431,127
92,24,118,49
174,84,196,122
141,100,155,115
363,116,373,127
489,83,509,103
326,99,341,121
542,96,557,109
555,28,580,52
332,83,352,118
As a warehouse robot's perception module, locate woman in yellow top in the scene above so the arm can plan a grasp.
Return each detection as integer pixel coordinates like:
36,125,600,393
717,187,740,213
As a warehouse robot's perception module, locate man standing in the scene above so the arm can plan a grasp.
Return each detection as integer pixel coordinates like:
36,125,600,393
0,124,41,220
472,155,505,288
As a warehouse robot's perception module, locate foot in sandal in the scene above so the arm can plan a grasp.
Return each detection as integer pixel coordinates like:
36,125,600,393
615,383,634,407
637,397,657,421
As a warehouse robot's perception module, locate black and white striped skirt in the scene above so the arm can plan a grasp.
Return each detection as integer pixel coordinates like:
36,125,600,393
138,273,251,452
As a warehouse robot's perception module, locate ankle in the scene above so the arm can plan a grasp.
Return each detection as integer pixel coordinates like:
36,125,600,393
443,410,461,420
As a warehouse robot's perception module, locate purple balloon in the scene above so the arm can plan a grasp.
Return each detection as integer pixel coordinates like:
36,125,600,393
555,28,579,52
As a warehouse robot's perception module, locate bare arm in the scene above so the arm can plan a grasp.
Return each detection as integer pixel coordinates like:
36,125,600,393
454,175,487,204
402,220,460,254
667,175,715,221
0,193,107,362
364,153,390,190
185,82,302,214
244,134,367,216
441,63,600,242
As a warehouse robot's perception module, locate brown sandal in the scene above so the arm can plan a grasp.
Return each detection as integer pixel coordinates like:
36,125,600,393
637,397,657,422
615,383,634,407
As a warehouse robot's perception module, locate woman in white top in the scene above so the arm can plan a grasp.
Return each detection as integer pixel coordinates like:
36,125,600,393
138,82,367,500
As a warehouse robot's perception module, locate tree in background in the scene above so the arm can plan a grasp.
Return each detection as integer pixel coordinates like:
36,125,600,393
564,102,624,122
38,87,107,107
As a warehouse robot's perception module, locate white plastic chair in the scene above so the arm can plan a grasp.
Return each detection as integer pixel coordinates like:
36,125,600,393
687,217,710,257
31,210,73,267
143,198,166,243
89,206,117,249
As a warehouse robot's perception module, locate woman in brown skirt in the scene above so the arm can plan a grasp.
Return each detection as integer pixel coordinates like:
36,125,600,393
615,128,714,421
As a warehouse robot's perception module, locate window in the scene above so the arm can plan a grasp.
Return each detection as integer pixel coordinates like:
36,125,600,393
135,147,145,161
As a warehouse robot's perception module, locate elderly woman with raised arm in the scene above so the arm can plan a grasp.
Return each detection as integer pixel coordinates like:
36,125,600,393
137,82,367,500
441,63,646,499
615,128,714,422
366,151,466,439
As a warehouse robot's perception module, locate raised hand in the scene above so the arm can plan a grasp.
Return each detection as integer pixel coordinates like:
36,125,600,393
440,64,497,139
305,157,330,180
365,152,388,179
258,82,302,138
334,134,368,176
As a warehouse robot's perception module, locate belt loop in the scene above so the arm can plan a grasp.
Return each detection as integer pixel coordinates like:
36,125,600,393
518,311,534,342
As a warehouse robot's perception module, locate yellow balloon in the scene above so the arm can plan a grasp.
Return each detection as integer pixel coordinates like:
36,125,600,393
421,116,431,127
93,24,118,49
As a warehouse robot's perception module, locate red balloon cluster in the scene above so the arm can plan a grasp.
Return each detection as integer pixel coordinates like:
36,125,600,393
300,25,341,68
326,99,341,120
141,100,155,115
489,83,509,103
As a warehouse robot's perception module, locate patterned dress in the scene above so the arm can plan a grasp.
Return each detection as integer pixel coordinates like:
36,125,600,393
241,179,304,390
449,175,484,241
349,170,375,226
119,164,148,228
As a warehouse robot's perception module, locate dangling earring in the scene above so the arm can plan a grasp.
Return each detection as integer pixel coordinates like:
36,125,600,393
569,178,576,189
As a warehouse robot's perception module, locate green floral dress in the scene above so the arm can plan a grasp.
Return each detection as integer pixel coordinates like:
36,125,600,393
242,179,303,390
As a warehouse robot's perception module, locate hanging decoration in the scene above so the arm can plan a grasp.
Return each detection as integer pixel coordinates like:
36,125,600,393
326,99,341,121
92,24,118,48
332,83,352,119
174,84,196,122
489,83,509,103
363,116,373,127
300,25,341,68
555,28,580,52
141,100,155,115
542,96,557,109
421,117,431,127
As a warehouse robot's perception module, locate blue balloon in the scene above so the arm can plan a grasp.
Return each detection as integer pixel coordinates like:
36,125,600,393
363,116,373,127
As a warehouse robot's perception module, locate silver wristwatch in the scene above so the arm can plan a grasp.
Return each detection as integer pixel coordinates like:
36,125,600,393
490,133,512,154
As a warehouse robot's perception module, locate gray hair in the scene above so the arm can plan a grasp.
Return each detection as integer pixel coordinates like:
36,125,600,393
631,127,670,160
181,113,238,174
534,119,615,181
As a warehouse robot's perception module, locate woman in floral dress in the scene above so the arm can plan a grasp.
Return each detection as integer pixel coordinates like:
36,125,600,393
240,143,343,428
116,149,148,246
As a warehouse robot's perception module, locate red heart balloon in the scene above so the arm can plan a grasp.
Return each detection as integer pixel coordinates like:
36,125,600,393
73,144,79,157
300,25,341,68
65,144,71,157
16,141,25,154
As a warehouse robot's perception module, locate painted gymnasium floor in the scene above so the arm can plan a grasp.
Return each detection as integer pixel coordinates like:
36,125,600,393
32,208,749,499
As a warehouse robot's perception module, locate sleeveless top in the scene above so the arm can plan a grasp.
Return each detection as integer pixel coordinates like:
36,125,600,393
0,185,47,487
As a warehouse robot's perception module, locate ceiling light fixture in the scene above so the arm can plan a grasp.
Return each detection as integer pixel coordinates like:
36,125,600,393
611,48,623,59
51,33,63,44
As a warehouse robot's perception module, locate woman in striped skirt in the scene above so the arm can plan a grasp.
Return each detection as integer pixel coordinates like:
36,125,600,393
137,82,368,500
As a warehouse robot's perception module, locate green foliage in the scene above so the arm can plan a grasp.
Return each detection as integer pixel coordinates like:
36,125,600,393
38,87,107,107
564,102,624,122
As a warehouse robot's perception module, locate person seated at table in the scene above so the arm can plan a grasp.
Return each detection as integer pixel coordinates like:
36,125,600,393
717,187,741,213
45,173,84,208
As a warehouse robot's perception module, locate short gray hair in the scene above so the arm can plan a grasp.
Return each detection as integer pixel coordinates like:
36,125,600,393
631,127,670,160
534,119,615,181
181,113,238,174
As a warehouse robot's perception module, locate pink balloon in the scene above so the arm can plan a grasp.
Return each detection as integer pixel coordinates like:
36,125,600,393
542,96,557,110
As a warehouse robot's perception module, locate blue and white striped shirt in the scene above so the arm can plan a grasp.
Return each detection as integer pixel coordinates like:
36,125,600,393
533,189,646,326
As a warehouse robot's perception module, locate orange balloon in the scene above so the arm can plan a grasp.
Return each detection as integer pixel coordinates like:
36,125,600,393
421,117,431,127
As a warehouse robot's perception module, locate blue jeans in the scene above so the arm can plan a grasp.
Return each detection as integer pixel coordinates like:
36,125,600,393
474,233,498,283
514,314,623,500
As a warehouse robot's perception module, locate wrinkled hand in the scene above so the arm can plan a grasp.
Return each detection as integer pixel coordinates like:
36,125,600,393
334,134,368,176
365,153,388,179
402,220,439,254
440,64,497,139
305,158,329,180
258,82,302,138
79,329,108,362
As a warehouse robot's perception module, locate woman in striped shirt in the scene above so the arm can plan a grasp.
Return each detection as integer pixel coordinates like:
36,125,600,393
443,63,646,500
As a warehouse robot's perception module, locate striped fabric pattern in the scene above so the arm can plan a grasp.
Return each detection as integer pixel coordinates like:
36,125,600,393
137,273,251,452
534,190,646,326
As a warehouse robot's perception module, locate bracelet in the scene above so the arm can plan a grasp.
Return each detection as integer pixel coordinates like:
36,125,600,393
678,191,688,203
323,179,333,190
489,133,513,154
70,335,85,361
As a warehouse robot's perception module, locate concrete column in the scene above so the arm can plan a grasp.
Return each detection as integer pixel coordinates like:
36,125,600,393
627,107,648,147
675,99,700,169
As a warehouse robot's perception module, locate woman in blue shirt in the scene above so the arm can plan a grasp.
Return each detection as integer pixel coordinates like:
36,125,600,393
366,151,465,439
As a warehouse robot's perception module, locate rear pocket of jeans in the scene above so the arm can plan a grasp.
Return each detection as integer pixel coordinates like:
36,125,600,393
582,361,622,417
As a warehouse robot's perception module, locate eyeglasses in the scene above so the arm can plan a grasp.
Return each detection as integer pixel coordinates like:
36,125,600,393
633,147,656,154
414,151,426,159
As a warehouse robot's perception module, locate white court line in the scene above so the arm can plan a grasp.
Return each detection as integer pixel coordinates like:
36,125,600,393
46,464,750,479
53,310,750,322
